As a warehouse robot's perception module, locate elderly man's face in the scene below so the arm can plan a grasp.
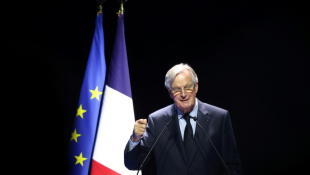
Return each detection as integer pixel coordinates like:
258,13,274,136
168,69,198,114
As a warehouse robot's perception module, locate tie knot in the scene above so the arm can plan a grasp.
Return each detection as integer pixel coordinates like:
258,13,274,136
183,114,191,123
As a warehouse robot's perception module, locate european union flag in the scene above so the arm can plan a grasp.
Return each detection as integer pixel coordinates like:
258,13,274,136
68,8,106,175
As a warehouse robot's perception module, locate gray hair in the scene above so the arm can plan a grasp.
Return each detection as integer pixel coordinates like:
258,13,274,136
165,63,198,90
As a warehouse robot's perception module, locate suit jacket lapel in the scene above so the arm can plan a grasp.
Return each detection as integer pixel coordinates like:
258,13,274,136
196,110,210,143
196,100,211,143
166,112,189,166
188,100,210,165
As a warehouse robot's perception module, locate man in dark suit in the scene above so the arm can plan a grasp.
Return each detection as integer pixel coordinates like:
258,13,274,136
124,63,243,175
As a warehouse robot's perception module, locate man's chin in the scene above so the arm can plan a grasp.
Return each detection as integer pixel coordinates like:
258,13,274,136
178,106,191,113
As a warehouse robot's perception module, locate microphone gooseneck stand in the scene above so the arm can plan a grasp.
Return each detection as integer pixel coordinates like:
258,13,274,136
136,117,173,175
192,117,231,175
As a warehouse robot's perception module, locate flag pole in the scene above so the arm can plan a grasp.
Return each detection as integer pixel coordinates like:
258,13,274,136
97,5,102,16
116,0,127,16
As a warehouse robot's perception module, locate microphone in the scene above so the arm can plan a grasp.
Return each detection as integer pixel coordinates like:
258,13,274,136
192,117,231,175
136,116,173,175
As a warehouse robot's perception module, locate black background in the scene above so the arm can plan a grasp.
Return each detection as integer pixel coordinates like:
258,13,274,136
7,0,309,174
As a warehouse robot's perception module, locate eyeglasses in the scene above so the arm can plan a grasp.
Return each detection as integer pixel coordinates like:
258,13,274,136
170,84,195,96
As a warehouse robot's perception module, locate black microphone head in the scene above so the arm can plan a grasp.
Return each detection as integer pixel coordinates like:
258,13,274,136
192,117,197,121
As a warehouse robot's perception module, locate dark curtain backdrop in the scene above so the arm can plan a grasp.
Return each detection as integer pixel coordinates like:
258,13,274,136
7,0,309,174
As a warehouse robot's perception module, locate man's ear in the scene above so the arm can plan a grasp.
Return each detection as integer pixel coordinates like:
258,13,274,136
195,82,198,93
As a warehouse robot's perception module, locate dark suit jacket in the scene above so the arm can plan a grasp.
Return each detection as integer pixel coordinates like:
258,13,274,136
124,100,243,175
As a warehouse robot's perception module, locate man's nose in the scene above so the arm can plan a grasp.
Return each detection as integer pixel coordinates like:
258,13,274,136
180,89,187,98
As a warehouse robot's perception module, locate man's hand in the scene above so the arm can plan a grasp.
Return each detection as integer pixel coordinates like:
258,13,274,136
131,119,147,142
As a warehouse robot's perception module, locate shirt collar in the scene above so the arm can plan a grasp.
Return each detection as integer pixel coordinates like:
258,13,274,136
176,98,198,119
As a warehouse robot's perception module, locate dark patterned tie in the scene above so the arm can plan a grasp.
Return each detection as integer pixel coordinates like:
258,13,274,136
183,114,193,162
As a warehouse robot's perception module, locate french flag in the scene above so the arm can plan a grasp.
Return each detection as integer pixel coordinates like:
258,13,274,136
90,14,140,175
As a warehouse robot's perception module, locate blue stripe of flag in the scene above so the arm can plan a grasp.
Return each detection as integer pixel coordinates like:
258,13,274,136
106,14,132,98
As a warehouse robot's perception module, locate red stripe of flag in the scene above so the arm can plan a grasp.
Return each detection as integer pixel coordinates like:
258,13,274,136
91,159,121,175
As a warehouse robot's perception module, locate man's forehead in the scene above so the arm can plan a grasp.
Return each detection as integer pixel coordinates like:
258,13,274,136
171,79,193,87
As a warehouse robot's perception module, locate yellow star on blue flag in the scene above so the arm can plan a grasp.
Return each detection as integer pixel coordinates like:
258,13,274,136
71,129,81,143
89,86,103,101
75,152,88,166
76,105,87,119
